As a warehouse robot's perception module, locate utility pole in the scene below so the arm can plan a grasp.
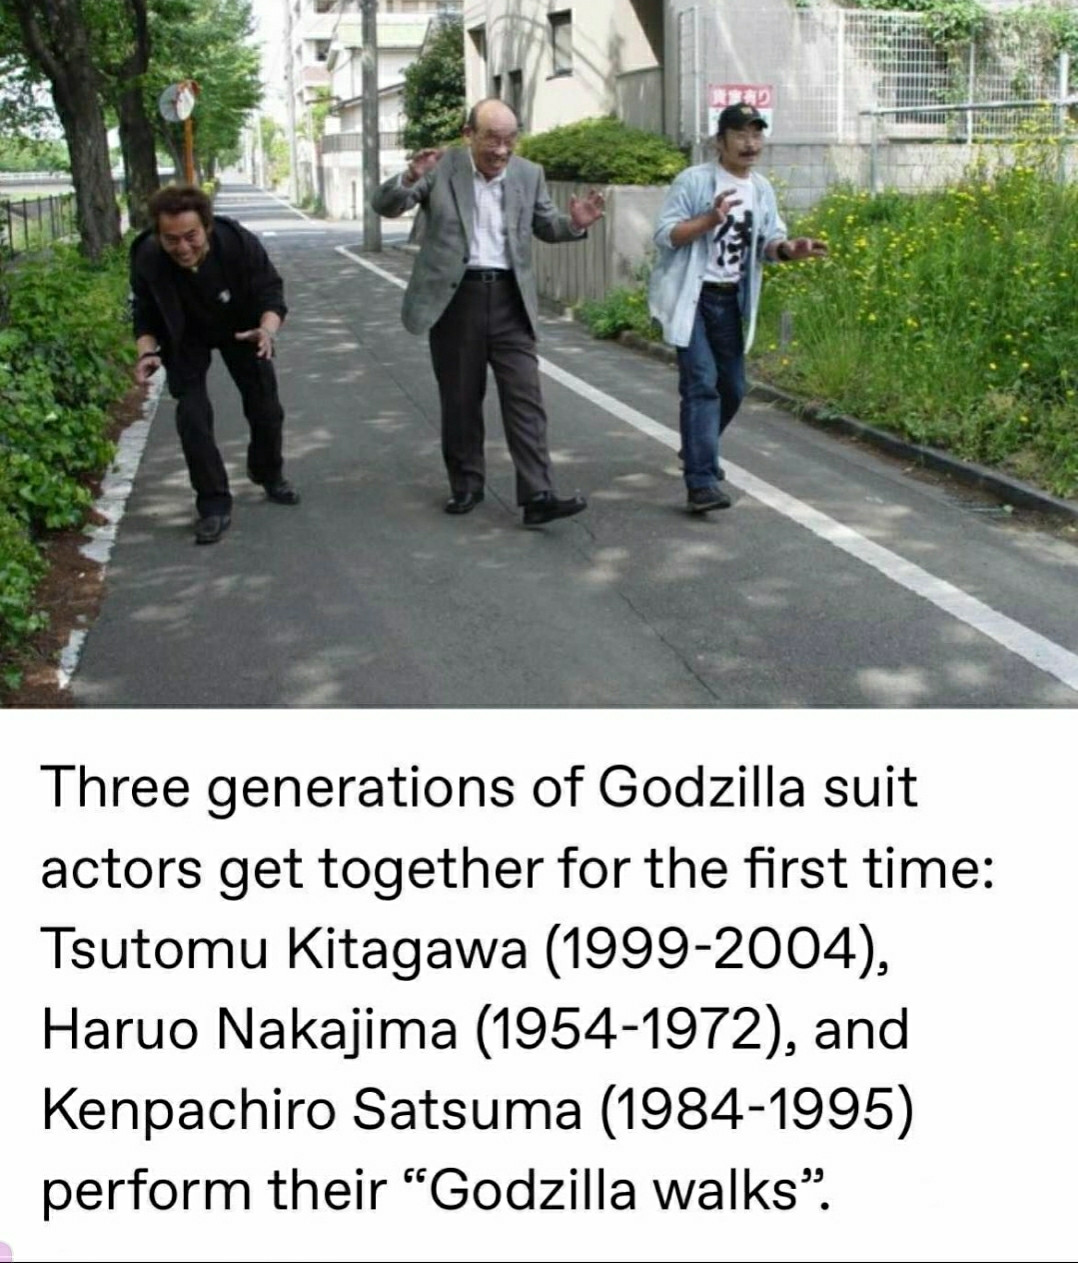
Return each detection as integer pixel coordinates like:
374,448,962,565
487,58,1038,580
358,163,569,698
361,0,381,251
253,111,265,189
284,0,301,203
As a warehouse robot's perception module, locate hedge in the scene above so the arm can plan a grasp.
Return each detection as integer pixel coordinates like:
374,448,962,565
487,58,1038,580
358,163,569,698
518,117,688,185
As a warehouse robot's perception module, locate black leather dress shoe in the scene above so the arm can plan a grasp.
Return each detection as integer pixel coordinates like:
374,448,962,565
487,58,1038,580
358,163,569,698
264,479,301,505
194,513,231,544
445,490,484,515
522,492,587,527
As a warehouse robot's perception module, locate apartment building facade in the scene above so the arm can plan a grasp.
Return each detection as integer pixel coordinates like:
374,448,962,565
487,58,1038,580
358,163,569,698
285,0,458,214
462,1,664,135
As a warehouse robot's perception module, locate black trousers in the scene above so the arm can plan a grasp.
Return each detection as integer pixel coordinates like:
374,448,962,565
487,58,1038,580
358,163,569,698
165,339,284,516
428,273,554,505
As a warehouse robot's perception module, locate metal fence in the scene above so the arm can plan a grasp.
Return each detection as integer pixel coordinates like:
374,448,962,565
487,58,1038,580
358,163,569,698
862,96,1077,195
674,2,1074,147
322,131,404,153
0,193,78,258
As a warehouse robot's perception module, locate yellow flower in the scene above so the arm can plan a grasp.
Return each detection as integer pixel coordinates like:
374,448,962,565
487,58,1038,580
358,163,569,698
988,363,997,371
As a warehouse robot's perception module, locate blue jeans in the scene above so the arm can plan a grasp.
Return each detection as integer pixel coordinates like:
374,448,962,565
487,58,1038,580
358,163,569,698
676,287,745,490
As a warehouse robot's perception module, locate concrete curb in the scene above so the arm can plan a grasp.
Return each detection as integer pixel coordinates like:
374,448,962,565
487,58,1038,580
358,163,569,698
616,331,1078,524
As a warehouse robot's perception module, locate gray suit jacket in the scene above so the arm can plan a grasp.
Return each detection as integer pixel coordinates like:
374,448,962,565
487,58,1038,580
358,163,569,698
371,147,585,337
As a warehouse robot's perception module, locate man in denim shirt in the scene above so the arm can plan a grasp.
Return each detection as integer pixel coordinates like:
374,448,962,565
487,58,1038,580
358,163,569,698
649,104,827,513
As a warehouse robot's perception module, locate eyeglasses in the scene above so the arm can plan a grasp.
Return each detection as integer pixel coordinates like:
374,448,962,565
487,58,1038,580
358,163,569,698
476,130,519,149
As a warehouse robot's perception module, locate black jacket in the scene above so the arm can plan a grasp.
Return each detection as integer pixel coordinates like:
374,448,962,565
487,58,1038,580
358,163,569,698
129,215,287,357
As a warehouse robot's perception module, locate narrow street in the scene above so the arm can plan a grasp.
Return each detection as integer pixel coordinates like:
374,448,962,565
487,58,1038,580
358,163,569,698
71,184,1078,707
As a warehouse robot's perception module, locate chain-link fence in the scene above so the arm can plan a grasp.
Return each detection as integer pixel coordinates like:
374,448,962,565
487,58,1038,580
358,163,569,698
675,2,1073,145
0,193,78,258
862,97,1076,194
669,0,1076,201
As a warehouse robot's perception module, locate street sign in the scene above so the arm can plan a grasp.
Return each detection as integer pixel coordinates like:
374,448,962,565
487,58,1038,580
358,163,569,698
708,84,775,136
157,81,201,184
158,82,198,123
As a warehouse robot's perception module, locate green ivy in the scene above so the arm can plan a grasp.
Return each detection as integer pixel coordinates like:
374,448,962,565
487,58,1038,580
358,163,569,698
838,0,1077,56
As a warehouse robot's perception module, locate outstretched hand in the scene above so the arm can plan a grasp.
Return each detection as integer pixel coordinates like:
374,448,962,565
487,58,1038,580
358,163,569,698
711,187,744,225
404,148,443,185
785,237,829,260
569,188,606,230
135,352,161,386
235,327,276,359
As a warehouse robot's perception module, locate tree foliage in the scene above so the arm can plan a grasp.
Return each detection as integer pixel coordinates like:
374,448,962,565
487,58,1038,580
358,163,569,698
147,0,260,179
402,17,465,152
3,0,122,259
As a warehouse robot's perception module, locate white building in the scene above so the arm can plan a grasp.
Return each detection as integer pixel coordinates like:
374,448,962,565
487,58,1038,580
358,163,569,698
284,0,338,202
321,4,445,219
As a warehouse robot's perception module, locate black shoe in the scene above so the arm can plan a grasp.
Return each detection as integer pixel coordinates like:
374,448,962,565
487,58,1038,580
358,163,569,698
195,513,231,544
523,491,587,527
687,486,731,513
263,479,300,505
445,490,484,515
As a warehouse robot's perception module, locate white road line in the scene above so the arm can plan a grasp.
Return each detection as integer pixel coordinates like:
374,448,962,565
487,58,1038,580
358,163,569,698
259,189,316,222
336,245,406,287
338,245,1078,695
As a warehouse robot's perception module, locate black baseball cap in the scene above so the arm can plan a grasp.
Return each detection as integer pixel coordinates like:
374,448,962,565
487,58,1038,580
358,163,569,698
717,102,768,133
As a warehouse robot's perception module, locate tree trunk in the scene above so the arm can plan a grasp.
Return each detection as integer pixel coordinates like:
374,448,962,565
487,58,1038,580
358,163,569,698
114,0,157,231
118,85,159,231
51,77,121,260
8,0,120,261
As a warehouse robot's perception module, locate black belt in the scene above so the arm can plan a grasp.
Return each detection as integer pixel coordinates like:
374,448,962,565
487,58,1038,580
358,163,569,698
702,281,739,292
464,268,512,283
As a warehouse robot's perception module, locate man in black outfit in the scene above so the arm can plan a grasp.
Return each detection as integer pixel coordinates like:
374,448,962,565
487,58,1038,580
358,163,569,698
130,185,300,544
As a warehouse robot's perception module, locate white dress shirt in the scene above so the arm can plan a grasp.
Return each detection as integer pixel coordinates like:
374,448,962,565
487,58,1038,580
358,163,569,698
467,158,511,269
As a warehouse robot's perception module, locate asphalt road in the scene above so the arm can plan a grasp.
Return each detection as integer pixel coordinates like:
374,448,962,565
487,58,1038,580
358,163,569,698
71,184,1078,707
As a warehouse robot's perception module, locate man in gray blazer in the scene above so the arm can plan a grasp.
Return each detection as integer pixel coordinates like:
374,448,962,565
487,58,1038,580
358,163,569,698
372,99,605,525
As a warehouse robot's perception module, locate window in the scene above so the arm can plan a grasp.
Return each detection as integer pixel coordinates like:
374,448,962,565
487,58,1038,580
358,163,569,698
314,39,331,63
508,69,523,118
492,73,502,100
550,10,572,76
468,25,487,64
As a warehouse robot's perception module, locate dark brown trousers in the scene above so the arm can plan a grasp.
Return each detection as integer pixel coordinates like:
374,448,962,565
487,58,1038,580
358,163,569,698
428,272,555,505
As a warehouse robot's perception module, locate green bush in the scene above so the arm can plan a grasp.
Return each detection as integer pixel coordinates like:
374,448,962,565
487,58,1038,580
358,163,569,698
0,508,46,685
753,143,1078,497
577,282,658,341
0,242,130,682
518,118,688,186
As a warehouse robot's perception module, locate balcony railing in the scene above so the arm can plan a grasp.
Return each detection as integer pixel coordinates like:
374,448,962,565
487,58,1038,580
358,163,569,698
322,131,404,153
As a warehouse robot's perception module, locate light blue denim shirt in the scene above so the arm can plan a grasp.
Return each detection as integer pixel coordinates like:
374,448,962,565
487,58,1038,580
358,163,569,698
648,161,787,351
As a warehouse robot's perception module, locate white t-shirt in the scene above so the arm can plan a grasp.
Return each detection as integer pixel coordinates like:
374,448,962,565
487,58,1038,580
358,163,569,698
703,167,755,284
